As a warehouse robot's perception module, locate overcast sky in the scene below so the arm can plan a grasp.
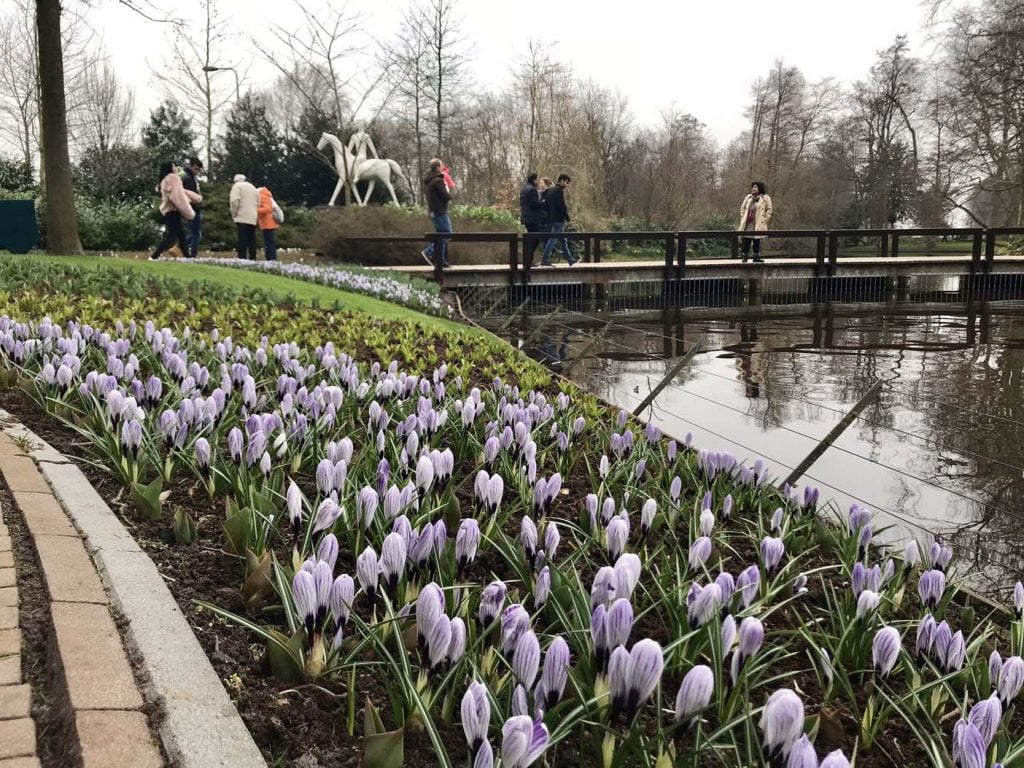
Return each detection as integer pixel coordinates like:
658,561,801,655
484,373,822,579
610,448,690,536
84,0,948,145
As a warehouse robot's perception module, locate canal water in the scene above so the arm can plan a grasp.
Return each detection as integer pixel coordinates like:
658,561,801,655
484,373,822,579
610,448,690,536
493,294,1024,596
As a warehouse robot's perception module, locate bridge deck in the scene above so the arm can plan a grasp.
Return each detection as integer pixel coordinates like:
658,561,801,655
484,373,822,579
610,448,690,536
379,254,1024,286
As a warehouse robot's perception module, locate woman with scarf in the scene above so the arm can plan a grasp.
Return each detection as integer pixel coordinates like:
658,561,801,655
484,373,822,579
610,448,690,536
737,181,773,263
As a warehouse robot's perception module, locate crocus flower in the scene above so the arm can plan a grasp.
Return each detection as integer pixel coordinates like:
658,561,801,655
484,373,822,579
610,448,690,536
856,590,880,621
536,637,570,713
606,516,629,561
674,664,714,723
427,614,453,671
998,656,1024,706
456,519,480,575
461,681,490,754
731,617,764,684
736,565,760,608
417,583,445,648
259,451,272,477
357,486,379,530
286,481,303,536
689,537,713,572
614,553,641,601
513,630,541,688
968,693,1001,747
903,540,920,570
720,615,737,654
722,494,734,521
759,688,805,764
929,541,954,572
640,499,657,536
194,437,211,476
945,631,967,672
316,534,338,571
591,567,618,609
700,509,715,537
479,581,507,629
770,507,783,534
356,546,379,602
228,427,243,463
329,574,354,629
989,650,1003,688
760,537,785,575
918,569,946,610
520,516,538,564
500,715,548,768
544,522,560,562
818,752,851,768
787,736,817,768
501,604,530,655
416,455,435,497
1014,582,1024,618
380,532,407,593
604,598,634,654
534,567,550,610
315,458,334,495
872,626,901,678
952,721,987,768
292,569,317,636
608,638,664,720
688,583,722,629
916,613,936,659
312,499,343,534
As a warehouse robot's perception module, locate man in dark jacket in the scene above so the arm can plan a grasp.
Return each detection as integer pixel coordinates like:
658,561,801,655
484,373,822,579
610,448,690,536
422,158,453,267
519,172,546,267
542,173,577,266
182,157,204,259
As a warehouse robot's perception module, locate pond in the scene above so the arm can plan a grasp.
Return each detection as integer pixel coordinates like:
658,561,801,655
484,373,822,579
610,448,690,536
500,296,1024,595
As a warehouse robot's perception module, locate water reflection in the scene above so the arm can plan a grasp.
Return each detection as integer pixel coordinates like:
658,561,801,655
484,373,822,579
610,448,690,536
511,301,1024,595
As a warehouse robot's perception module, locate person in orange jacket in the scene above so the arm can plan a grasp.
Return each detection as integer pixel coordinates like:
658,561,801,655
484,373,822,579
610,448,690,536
256,185,280,261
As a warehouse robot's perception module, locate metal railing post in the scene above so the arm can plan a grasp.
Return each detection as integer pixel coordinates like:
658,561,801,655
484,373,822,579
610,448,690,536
826,231,837,276
663,235,674,283
971,230,983,276
985,229,996,273
891,233,900,259
433,233,444,284
508,235,519,287
677,235,687,279
730,233,739,260
814,236,824,277
593,237,602,263
880,232,889,258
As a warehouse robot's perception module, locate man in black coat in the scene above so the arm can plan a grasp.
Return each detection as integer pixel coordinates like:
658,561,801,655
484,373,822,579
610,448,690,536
182,157,203,259
542,174,577,266
519,172,546,267
422,158,453,267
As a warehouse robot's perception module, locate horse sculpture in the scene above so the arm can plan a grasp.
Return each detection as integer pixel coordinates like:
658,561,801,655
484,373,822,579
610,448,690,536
317,132,406,206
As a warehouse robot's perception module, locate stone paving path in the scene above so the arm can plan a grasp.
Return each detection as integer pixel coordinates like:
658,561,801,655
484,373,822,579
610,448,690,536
0,431,163,767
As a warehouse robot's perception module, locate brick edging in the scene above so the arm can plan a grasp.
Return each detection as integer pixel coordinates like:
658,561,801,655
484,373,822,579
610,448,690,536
0,417,265,768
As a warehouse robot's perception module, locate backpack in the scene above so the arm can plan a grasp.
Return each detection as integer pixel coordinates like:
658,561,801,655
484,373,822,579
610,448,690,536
271,199,284,225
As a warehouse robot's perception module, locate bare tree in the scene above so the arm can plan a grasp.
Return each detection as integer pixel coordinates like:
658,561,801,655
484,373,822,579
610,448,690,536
150,0,241,178
411,0,471,158
261,0,392,204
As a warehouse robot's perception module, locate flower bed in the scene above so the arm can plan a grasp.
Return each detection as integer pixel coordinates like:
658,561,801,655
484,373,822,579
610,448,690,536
180,257,452,317
0,293,1022,767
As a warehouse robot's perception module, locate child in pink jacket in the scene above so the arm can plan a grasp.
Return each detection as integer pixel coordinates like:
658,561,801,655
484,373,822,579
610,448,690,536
150,162,201,260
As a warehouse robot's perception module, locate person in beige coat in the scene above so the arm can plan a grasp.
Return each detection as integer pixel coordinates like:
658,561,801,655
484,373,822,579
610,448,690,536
737,181,773,263
229,174,260,260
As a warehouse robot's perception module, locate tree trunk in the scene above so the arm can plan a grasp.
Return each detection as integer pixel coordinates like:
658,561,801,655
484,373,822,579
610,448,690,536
36,0,81,254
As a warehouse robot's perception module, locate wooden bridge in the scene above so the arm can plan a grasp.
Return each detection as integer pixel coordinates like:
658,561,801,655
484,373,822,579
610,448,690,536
351,227,1024,288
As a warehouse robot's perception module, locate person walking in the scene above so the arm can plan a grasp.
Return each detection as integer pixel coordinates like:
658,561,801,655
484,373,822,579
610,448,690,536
149,162,200,260
230,174,259,260
421,158,452,267
257,184,281,261
519,172,546,267
737,181,773,263
182,157,204,258
542,174,578,266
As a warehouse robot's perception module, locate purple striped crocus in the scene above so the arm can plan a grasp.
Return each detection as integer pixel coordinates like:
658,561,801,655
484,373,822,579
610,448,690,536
538,637,570,712
316,534,338,571
760,537,785,575
500,604,530,655
967,693,1001,747
292,569,317,637
736,565,761,608
512,630,541,688
998,656,1024,706
918,569,946,610
520,517,538,564
856,590,881,621
427,614,453,671
952,720,986,768
1014,582,1023,618
759,688,805,764
641,499,656,537
461,681,490,757
872,626,901,678
534,567,550,610
689,536,713,572
329,574,354,630
456,519,480,575
615,554,641,601
674,664,714,723
787,735,817,768
688,583,722,629
380,532,407,593
356,546,379,603
606,516,629,561
608,638,664,720
500,715,548,768
818,751,850,768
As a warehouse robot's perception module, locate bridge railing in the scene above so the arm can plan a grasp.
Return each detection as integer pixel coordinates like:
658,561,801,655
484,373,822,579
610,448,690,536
338,227,1024,284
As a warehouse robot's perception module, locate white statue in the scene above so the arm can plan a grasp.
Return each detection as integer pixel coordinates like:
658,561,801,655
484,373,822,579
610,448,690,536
317,131,406,206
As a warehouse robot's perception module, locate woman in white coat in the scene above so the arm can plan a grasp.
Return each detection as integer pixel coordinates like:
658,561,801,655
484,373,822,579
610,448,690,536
737,181,773,263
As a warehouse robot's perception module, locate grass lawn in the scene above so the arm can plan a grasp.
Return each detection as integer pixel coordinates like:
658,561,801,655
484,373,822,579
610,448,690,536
16,253,477,336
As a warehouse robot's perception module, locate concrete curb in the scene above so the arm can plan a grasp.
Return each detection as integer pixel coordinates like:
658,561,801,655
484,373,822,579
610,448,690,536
2,421,265,768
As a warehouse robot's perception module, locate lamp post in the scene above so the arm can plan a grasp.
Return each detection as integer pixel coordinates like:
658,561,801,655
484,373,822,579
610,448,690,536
200,65,241,179
202,64,241,102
